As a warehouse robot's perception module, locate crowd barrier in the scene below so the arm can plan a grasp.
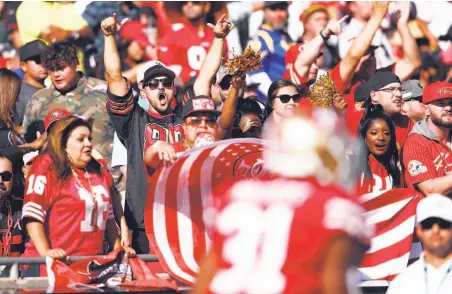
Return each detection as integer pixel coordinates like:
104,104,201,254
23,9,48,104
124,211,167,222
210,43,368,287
0,254,158,291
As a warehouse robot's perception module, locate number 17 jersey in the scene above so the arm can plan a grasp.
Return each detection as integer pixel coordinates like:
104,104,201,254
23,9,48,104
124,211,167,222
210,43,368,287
22,153,114,257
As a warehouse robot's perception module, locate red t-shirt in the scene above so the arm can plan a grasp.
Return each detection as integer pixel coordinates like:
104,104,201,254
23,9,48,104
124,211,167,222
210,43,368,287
158,20,227,84
357,155,393,195
22,154,114,258
402,133,452,190
208,176,372,294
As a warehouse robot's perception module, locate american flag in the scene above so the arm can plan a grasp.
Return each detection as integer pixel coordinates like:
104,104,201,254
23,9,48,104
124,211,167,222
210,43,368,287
358,188,423,284
144,138,266,285
145,138,424,287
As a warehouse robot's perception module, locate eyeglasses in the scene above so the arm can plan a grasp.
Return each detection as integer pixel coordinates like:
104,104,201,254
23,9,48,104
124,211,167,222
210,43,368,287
144,78,174,90
421,218,452,230
274,94,302,103
375,87,404,94
185,116,217,127
0,171,13,182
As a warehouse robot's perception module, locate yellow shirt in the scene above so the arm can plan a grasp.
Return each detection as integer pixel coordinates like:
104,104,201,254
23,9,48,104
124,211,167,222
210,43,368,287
16,1,88,71
17,1,88,44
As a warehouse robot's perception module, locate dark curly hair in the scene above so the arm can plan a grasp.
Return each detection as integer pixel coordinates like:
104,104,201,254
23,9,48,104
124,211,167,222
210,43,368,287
42,41,78,71
355,104,400,187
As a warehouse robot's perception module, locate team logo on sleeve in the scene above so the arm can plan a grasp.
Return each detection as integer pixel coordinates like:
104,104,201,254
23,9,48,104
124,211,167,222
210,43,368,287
408,160,427,176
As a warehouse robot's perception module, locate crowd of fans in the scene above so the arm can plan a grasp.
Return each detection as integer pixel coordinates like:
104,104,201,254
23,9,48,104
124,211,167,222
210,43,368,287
0,0,451,293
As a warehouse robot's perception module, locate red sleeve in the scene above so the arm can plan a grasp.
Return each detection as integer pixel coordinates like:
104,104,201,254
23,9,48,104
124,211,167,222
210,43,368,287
22,154,53,223
402,134,438,187
329,61,346,93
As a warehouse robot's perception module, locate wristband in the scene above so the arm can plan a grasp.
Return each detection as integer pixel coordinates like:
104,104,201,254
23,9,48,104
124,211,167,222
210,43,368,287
319,30,330,42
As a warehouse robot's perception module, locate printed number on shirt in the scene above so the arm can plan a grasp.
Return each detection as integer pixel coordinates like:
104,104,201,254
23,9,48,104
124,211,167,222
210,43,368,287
187,46,206,70
209,201,294,294
26,175,47,195
79,185,110,232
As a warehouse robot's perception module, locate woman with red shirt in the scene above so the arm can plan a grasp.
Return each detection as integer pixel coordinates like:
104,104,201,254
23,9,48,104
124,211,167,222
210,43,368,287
355,104,401,194
21,117,134,276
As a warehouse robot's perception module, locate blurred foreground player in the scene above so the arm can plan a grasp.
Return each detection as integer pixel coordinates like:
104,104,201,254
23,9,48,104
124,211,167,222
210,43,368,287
193,107,373,294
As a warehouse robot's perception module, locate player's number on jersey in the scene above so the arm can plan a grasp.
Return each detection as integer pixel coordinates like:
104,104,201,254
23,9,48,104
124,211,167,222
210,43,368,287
26,175,47,195
209,202,293,294
79,185,110,232
187,46,206,70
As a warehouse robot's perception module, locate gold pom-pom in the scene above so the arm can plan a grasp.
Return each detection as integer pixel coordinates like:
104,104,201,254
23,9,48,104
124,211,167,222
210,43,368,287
223,47,263,75
309,73,338,108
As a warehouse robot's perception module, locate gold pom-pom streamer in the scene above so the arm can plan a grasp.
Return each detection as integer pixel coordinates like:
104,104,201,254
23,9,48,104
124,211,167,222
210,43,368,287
223,47,263,75
309,73,338,108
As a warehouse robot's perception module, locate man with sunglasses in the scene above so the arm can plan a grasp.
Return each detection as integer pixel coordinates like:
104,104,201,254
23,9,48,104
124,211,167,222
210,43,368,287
15,40,49,126
103,13,236,253
387,194,452,294
402,81,452,197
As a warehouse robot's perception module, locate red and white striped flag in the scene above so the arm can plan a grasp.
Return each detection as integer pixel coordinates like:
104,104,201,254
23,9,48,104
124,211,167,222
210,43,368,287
144,139,267,285
358,188,423,284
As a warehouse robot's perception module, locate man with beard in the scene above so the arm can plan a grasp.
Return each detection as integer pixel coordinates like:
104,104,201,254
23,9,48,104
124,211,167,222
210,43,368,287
102,13,234,253
0,152,25,259
402,81,452,196
246,1,291,101
387,194,452,294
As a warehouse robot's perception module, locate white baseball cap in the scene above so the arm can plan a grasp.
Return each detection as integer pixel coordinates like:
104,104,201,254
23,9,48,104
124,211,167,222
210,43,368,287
416,194,452,225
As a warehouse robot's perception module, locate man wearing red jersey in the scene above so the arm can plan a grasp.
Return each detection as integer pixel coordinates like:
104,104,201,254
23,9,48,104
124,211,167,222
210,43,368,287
158,1,226,85
194,108,372,294
402,81,452,197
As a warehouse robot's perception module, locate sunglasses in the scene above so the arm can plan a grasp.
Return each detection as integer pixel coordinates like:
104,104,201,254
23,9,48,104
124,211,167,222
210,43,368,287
274,94,302,103
144,78,174,90
185,116,217,127
421,218,452,230
0,171,13,182
219,76,232,91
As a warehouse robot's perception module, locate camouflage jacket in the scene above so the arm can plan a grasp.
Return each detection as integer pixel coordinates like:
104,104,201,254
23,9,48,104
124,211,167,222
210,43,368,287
22,75,114,167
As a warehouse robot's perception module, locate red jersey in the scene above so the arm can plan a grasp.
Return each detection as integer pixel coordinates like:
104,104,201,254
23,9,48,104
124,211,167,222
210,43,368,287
358,155,393,194
208,176,372,294
22,154,114,258
402,132,452,190
158,21,226,83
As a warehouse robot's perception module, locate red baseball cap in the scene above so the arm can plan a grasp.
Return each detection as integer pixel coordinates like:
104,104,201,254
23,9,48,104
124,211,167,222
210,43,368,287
119,21,152,49
422,81,452,104
44,108,71,131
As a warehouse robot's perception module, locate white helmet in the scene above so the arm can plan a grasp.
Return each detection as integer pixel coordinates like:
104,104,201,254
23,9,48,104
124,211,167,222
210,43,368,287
263,106,361,191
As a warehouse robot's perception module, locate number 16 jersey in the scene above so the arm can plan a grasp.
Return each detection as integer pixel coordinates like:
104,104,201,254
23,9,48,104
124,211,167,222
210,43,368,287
22,153,114,257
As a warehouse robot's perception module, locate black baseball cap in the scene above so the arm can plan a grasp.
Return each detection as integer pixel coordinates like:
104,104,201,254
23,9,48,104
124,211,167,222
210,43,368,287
366,71,401,92
354,82,371,103
142,61,175,83
182,97,221,119
19,40,48,62
264,1,288,9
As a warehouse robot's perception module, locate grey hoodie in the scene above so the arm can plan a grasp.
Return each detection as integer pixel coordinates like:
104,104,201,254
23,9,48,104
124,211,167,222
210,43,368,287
408,118,438,141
